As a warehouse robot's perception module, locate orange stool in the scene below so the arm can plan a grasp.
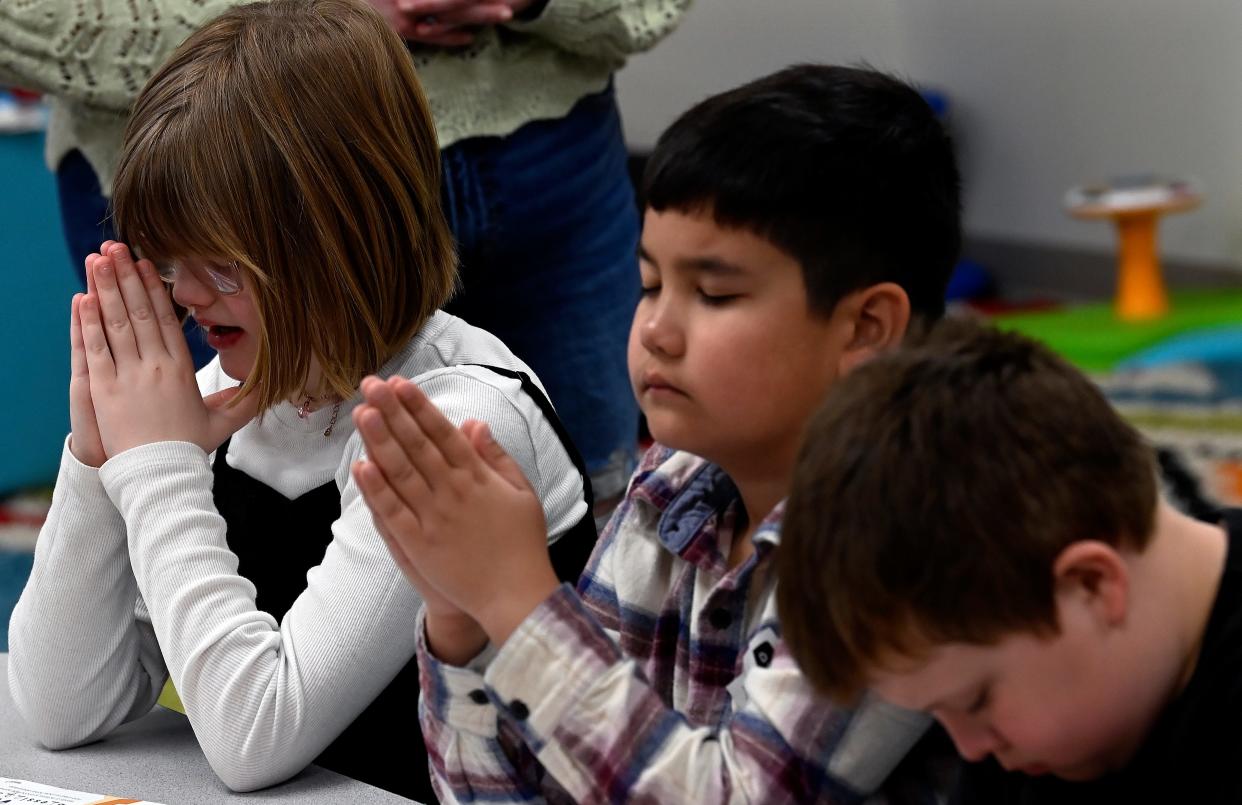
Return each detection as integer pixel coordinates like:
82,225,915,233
1065,177,1202,321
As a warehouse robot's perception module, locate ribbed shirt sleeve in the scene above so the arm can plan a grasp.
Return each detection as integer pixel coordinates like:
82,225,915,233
9,342,584,793
8,437,167,748
90,438,421,791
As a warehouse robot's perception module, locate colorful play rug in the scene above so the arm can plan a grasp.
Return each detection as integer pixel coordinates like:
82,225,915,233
995,289,1242,511
1100,360,1242,511
996,288,1242,373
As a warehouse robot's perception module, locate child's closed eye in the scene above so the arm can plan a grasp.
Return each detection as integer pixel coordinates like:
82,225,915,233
966,686,991,715
697,289,741,306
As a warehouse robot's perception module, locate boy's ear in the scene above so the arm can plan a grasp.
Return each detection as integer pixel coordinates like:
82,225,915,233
836,282,911,376
1052,541,1131,628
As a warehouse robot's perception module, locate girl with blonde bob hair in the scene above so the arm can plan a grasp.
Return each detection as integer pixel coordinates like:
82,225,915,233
8,0,596,799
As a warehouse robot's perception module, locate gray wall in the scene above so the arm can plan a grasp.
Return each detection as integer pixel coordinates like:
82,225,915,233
617,0,907,149
617,0,1242,273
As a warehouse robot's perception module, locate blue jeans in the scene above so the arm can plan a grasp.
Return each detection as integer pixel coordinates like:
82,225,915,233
55,149,215,368
441,87,640,500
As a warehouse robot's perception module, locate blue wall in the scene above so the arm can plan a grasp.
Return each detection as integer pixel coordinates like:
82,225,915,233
0,132,78,493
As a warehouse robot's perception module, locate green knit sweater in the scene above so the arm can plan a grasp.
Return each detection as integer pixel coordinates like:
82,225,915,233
0,0,689,194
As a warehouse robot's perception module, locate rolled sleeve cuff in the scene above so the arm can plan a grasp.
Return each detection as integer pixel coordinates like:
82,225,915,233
483,584,623,750
42,435,128,563
57,434,112,499
416,608,502,737
98,440,210,499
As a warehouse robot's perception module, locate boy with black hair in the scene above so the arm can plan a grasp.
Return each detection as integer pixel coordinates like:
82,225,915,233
779,318,1241,803
351,63,961,802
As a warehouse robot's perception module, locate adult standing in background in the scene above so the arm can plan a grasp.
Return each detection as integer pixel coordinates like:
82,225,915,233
1,0,238,366
381,0,692,518
0,0,690,514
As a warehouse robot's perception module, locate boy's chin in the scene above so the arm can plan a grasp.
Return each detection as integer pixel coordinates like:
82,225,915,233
645,425,716,463
1045,757,1113,782
642,419,685,452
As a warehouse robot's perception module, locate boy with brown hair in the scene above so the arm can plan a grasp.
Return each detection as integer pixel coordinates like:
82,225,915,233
779,318,1241,803
350,64,961,801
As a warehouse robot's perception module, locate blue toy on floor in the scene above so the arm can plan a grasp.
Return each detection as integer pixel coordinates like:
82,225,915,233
1120,325,1242,370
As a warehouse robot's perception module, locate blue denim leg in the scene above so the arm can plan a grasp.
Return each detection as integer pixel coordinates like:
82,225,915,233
441,87,639,499
55,149,215,369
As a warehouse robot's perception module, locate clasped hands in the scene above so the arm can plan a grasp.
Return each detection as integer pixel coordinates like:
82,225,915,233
351,376,561,664
68,242,258,468
368,0,539,47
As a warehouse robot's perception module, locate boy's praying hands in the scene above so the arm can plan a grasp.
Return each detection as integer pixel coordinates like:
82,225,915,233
352,375,561,653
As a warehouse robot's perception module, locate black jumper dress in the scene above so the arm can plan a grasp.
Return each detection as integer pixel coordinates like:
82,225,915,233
211,367,598,801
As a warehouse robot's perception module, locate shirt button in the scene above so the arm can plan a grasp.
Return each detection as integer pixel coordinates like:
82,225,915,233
709,608,733,630
509,700,530,720
468,689,489,705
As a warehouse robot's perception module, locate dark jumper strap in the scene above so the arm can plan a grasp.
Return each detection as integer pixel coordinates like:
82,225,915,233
468,364,598,584
205,365,600,801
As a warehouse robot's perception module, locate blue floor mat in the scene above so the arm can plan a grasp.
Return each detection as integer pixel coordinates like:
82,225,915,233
0,550,34,651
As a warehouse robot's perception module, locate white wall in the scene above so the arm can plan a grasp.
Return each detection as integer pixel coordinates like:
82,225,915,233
616,0,907,150
617,0,1242,268
898,0,1242,266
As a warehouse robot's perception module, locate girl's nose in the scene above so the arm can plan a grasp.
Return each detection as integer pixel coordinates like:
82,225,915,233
169,269,216,310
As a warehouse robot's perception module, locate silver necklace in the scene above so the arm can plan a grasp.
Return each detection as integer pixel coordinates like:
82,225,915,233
296,394,343,438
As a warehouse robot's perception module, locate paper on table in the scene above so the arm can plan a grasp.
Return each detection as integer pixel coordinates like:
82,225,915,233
0,778,167,805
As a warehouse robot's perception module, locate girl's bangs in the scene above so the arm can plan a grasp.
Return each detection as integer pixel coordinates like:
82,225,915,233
114,113,254,273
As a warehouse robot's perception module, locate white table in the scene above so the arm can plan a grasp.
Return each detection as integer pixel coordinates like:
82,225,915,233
0,654,420,803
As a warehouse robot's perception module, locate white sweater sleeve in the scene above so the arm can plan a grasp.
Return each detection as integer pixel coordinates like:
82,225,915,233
80,369,577,793
95,437,424,792
10,358,581,793
7,438,167,748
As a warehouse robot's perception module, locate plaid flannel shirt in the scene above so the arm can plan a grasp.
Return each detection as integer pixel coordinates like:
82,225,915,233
416,444,935,803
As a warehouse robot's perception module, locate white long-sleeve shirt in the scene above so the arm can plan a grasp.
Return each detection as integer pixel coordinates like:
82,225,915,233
8,311,585,792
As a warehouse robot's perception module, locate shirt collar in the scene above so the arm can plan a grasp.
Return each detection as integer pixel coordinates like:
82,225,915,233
629,445,785,555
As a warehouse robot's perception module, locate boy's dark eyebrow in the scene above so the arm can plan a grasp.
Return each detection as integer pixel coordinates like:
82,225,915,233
636,246,749,277
678,256,749,276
